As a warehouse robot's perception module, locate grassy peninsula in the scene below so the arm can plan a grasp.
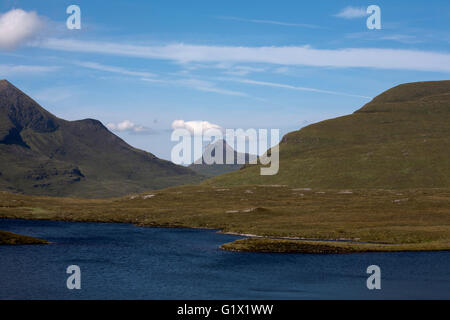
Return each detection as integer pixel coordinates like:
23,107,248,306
0,230,48,245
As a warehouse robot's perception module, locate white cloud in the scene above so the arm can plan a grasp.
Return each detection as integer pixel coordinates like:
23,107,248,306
218,77,371,99
0,64,59,76
76,61,156,78
334,6,367,19
106,120,154,135
35,39,450,73
0,9,44,50
171,120,222,135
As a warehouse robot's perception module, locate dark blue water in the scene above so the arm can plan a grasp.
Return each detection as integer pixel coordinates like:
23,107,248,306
0,219,449,299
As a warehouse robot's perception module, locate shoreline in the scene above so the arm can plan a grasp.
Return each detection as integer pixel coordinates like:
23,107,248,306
1,217,448,254
1,186,449,254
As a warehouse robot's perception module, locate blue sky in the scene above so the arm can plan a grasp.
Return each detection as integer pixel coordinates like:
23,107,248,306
1,0,449,160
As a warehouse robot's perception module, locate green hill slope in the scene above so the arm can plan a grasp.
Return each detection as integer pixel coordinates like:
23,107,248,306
205,81,450,189
0,80,203,198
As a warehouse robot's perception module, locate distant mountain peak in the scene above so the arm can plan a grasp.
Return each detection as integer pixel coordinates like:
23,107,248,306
195,139,256,164
0,81,203,197
189,139,257,177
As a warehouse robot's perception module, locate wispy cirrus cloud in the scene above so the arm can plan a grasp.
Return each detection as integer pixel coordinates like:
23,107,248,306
77,61,252,98
0,64,59,76
378,34,421,44
217,16,324,29
75,61,156,78
346,32,422,44
73,61,255,98
217,77,371,99
177,62,266,76
34,39,450,73
222,65,266,76
141,77,252,98
334,6,367,19
0,9,45,50
33,86,75,104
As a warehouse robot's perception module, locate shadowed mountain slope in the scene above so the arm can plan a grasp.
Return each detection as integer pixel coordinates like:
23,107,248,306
205,81,450,189
0,80,203,198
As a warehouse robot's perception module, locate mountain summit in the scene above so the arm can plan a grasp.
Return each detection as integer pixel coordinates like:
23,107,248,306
207,80,450,189
189,139,256,177
0,80,203,197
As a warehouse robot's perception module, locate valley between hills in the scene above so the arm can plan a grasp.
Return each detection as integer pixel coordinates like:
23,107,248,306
1,80,449,253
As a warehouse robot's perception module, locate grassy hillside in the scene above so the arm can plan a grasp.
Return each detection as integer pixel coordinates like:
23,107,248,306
205,81,450,189
0,80,204,198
